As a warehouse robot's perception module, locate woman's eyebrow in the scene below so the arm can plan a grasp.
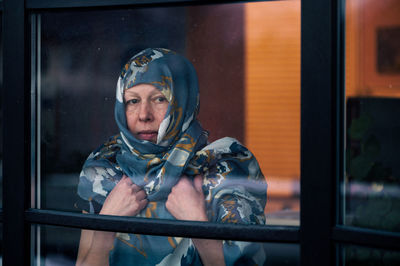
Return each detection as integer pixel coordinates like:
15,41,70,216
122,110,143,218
124,90,139,98
150,90,165,96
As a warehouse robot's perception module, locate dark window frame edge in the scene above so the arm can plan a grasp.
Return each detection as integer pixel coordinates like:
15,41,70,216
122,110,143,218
332,226,400,251
26,0,279,10
25,209,299,243
2,0,32,264
300,0,345,265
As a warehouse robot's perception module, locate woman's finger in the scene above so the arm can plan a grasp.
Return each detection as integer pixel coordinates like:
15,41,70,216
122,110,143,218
174,176,191,190
134,189,147,200
138,198,148,211
130,184,142,193
193,175,203,193
124,176,133,185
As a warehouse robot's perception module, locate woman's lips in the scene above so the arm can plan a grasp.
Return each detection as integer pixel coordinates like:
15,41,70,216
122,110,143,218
137,131,158,141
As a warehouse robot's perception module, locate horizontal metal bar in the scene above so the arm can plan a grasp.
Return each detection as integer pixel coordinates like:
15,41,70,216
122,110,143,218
332,225,400,251
26,0,274,10
26,209,299,243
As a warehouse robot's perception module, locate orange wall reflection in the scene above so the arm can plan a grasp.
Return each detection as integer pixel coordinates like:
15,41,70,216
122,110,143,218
245,1,300,215
346,0,400,98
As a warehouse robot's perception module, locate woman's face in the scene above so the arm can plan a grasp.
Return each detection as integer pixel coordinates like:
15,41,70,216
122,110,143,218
124,84,169,143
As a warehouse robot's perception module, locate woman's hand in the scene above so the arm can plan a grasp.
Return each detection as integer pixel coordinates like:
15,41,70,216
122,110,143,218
100,175,148,216
166,175,208,221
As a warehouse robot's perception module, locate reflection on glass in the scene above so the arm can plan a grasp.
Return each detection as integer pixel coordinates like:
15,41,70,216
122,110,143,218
340,244,400,266
33,224,299,266
245,0,300,225
0,223,2,264
344,0,400,232
37,1,300,226
33,225,79,266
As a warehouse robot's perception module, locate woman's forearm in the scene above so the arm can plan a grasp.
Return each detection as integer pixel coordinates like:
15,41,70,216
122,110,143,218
192,238,226,266
165,175,225,265
77,231,115,266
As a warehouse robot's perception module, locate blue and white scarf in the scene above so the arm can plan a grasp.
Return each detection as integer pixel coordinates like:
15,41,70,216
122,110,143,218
77,48,267,265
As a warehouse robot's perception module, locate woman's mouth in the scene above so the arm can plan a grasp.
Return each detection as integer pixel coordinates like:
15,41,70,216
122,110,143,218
137,131,158,142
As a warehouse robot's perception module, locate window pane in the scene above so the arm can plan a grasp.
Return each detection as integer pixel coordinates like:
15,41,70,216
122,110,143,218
339,244,400,266
343,0,400,232
246,1,300,226
0,14,3,265
32,224,299,266
0,13,3,208
35,1,300,226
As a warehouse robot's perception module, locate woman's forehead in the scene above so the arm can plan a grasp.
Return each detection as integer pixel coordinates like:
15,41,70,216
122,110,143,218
124,84,161,96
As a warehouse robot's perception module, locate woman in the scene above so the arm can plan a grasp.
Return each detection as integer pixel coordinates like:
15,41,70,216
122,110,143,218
76,48,267,266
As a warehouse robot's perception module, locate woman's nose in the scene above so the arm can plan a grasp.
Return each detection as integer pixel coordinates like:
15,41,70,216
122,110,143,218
138,101,153,122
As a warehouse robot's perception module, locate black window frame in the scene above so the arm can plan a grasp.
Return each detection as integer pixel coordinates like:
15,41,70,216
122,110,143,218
2,0,400,265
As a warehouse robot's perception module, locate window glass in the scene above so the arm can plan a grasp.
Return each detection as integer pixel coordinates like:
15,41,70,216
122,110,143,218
0,13,3,265
245,0,300,226
339,244,400,266
36,1,300,226
0,13,3,208
33,224,299,266
343,0,400,232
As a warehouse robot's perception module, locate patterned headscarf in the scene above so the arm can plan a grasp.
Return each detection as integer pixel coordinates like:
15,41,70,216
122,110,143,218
115,48,201,150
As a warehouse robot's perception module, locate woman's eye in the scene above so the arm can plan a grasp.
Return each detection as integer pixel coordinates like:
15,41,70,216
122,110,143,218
126,99,139,105
154,96,167,103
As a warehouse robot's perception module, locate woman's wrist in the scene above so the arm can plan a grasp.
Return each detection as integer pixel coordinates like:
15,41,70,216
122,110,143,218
192,239,226,266
195,211,209,222
79,231,115,266
91,231,116,252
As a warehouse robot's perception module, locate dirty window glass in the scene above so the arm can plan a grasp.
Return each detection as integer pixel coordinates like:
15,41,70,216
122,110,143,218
35,1,301,226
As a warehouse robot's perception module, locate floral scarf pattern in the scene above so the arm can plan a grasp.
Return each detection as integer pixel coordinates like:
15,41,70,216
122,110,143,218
77,48,268,265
